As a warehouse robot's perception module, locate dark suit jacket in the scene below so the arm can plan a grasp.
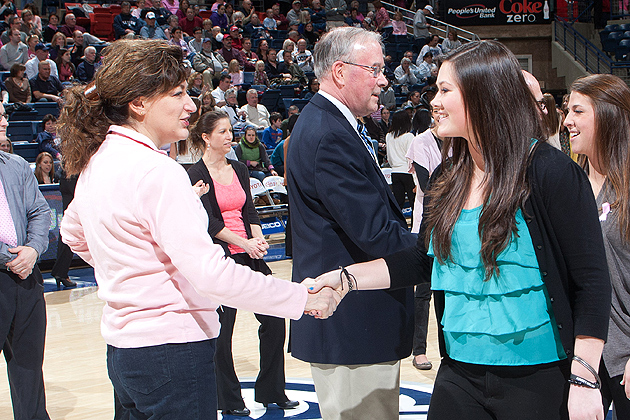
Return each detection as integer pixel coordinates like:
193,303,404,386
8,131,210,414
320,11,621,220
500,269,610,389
286,93,416,365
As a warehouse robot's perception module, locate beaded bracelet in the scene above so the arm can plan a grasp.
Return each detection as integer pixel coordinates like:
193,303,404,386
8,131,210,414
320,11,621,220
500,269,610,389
339,266,358,292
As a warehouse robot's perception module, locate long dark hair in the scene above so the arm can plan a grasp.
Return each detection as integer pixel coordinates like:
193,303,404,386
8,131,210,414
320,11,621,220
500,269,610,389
389,110,412,137
411,108,431,134
423,40,543,280
541,93,559,138
570,73,630,244
188,110,230,154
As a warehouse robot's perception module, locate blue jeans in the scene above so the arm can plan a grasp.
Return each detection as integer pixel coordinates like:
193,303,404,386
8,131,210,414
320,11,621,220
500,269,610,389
107,339,218,420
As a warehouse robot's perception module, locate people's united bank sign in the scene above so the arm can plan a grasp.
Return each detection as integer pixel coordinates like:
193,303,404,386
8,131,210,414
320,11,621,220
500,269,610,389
445,0,550,24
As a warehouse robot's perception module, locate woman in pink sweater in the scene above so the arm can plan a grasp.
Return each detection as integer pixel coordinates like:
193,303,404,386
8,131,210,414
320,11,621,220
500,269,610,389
58,39,338,420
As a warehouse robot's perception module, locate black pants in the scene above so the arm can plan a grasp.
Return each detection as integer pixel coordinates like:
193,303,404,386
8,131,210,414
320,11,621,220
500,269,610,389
428,358,570,420
51,175,77,279
0,268,50,420
413,282,431,355
601,360,630,419
214,253,288,410
391,172,415,214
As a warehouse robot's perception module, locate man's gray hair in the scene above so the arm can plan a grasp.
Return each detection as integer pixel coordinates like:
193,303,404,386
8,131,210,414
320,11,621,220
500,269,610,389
313,27,383,80
225,87,238,98
85,46,96,54
401,57,411,64
246,88,258,96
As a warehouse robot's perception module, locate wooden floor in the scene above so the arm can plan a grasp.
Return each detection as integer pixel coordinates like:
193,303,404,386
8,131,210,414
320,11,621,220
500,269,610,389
0,259,440,419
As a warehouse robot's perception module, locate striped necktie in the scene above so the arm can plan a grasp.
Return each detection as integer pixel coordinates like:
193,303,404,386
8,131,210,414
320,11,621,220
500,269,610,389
357,121,377,161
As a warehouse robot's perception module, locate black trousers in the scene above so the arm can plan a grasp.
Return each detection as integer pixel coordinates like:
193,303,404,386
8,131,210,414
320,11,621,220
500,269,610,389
0,268,50,420
428,358,570,420
51,175,77,279
214,253,288,410
601,360,630,419
391,172,415,214
412,282,431,355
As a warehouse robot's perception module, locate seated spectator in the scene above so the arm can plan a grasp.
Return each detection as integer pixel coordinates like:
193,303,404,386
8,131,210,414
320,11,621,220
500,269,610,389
219,35,244,69
201,18,213,39
277,39,295,62
234,126,277,182
114,1,144,39
42,13,60,43
287,0,303,27
34,151,57,184
220,87,245,125
212,74,232,107
20,10,40,37
240,38,257,71
0,28,28,71
309,0,326,32
417,35,443,64
36,114,61,159
0,137,13,154
278,50,307,86
302,77,319,100
140,12,167,39
392,10,407,35
5,63,31,103
270,139,285,176
245,13,269,39
239,88,270,130
232,11,245,29
76,46,100,83
200,91,218,114
263,8,277,30
345,8,362,27
280,105,299,138
228,59,243,87
176,0,189,19
1,15,26,45
272,3,289,30
23,5,43,33
210,4,229,31
211,0,225,12
239,0,255,25
441,29,462,54
417,51,436,81
256,39,269,62
379,79,396,110
302,22,319,48
379,107,391,134
69,30,105,67
253,60,268,86
193,38,228,87
169,27,190,56
29,61,63,104
132,0,149,19
401,89,421,110
228,25,243,49
59,13,86,39
55,48,75,83
210,26,223,50
188,27,203,53
187,71,206,97
293,39,313,72
261,112,283,149
49,32,67,61
161,0,179,15
297,10,312,33
395,57,418,86
179,6,203,36
265,49,288,82
26,35,40,59
25,43,58,79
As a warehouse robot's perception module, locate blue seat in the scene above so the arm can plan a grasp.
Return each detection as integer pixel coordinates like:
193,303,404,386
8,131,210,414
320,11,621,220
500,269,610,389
623,31,630,39
260,89,281,112
605,24,621,32
7,121,37,142
0,71,9,81
603,31,624,54
12,142,39,162
9,109,39,121
32,102,60,117
279,84,298,98
619,23,630,31
251,85,267,92
616,38,630,60
243,72,254,84
270,39,284,49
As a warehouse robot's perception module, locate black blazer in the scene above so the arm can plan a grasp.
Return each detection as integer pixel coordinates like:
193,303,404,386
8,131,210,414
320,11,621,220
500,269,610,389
286,93,417,365
385,142,611,360
187,159,261,257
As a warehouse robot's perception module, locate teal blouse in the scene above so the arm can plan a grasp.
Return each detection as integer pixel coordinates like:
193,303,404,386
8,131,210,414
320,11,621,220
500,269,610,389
428,206,566,365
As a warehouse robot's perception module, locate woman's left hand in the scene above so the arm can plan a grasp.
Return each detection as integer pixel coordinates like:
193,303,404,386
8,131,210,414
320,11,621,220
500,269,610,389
568,385,604,420
270,169,278,176
192,180,209,197
620,358,630,399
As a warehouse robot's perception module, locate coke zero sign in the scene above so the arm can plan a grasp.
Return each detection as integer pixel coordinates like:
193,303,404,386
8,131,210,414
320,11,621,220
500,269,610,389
444,0,550,25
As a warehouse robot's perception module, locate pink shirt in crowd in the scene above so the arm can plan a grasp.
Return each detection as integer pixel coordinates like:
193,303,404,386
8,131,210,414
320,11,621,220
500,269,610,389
213,171,247,255
61,125,307,349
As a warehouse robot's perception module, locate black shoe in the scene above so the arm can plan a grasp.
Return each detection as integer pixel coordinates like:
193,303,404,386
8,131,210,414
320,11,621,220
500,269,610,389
263,400,299,409
221,408,250,416
55,276,77,289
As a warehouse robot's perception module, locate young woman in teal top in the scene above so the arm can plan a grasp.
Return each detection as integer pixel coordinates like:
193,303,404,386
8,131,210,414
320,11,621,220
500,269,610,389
307,41,611,420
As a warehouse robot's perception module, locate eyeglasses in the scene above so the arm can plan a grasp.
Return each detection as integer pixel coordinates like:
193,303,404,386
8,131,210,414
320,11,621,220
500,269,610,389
341,61,385,78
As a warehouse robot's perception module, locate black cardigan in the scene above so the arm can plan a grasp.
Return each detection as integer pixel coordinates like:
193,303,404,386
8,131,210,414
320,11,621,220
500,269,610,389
187,159,262,257
384,142,612,359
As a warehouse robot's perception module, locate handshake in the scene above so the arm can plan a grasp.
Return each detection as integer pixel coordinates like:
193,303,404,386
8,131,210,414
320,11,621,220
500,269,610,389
300,267,359,320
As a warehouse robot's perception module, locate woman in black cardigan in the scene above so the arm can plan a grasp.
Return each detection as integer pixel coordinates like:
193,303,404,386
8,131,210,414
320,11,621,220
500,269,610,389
187,111,298,417
307,42,611,420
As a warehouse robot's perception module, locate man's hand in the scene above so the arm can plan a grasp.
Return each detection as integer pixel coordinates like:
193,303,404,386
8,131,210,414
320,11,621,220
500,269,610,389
620,358,630,399
6,246,38,279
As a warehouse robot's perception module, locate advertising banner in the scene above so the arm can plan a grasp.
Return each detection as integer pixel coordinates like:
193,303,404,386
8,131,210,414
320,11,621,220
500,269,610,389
444,0,551,25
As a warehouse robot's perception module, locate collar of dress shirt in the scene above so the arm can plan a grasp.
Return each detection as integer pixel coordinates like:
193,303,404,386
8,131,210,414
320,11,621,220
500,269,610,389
318,89,361,136
108,125,162,152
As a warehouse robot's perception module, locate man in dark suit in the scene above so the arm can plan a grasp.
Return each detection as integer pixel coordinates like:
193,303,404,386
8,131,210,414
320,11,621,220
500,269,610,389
286,27,416,419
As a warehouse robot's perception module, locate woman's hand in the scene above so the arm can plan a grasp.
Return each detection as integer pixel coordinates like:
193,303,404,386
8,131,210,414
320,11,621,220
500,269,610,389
303,285,342,319
192,180,209,197
568,385,604,420
270,169,278,176
242,237,268,259
620,358,630,399
302,268,347,300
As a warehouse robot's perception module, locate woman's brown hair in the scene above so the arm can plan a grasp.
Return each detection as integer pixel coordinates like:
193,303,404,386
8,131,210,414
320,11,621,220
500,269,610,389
570,73,630,244
58,40,186,175
541,93,560,139
34,152,55,184
188,110,230,155
423,40,544,280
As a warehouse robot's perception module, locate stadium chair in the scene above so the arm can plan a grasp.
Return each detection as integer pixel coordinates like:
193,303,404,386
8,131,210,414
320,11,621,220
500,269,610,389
7,121,37,142
0,71,9,81
605,24,621,32
199,10,212,19
12,142,39,162
32,102,60,118
602,31,624,54
620,23,630,31
9,109,40,121
616,38,630,60
260,89,281,112
243,72,254,84
278,84,298,98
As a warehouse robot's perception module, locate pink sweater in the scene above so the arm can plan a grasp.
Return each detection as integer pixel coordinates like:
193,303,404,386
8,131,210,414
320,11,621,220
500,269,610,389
61,126,307,348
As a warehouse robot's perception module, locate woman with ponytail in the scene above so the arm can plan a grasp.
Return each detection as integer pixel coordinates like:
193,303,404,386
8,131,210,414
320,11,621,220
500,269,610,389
57,39,338,420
